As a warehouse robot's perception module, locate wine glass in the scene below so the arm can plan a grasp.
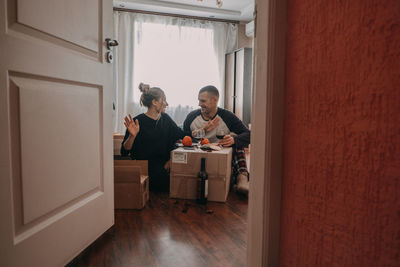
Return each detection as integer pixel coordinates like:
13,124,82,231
193,128,205,142
216,127,225,140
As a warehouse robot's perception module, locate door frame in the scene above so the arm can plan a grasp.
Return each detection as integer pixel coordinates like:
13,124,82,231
247,0,287,266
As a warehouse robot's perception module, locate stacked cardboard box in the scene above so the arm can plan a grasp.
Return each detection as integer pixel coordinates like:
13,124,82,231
114,160,149,209
170,147,232,202
113,133,124,156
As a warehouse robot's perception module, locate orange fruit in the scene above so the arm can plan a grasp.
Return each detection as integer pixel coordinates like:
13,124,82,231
201,138,210,145
182,136,192,146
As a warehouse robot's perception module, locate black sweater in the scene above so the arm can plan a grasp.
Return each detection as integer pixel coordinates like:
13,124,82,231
120,113,184,191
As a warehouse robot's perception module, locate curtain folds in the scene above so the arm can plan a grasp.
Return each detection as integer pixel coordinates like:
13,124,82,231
113,11,238,133
113,12,136,134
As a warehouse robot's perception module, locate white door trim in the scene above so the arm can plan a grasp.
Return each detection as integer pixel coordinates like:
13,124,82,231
247,0,287,266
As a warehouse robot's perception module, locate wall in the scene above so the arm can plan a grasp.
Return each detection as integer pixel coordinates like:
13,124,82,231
281,0,400,266
237,23,253,49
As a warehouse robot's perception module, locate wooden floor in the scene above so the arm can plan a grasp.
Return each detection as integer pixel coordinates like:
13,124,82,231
67,191,248,267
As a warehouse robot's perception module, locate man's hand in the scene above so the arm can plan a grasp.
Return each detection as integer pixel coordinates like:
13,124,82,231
124,114,140,136
218,135,235,147
204,117,220,132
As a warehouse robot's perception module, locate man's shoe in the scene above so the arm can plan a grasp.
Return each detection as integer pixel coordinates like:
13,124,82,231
236,173,249,194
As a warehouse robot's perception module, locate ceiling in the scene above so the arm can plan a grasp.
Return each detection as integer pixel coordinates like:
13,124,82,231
113,0,254,22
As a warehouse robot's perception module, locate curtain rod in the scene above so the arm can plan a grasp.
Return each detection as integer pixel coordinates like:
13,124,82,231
113,7,239,24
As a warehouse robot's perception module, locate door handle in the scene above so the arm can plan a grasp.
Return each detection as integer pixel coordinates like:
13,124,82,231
105,38,119,49
105,38,118,63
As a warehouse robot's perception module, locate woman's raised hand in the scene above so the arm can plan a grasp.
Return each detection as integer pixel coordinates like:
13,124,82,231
124,114,140,137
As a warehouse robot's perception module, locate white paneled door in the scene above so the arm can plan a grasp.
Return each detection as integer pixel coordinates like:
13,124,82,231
0,0,114,266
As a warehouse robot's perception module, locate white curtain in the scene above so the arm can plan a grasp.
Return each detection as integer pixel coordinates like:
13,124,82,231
113,11,237,133
113,12,136,134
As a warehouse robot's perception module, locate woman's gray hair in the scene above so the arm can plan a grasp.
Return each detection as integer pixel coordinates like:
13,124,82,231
138,83,165,108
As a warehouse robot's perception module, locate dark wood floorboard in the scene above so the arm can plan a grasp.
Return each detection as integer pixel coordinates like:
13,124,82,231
67,192,248,267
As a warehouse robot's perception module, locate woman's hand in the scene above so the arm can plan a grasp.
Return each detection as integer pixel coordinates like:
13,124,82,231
164,160,171,172
124,114,140,137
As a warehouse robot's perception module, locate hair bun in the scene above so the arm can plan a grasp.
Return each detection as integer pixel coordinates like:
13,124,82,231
138,82,150,93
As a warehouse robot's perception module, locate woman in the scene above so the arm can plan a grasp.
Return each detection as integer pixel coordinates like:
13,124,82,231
121,83,184,192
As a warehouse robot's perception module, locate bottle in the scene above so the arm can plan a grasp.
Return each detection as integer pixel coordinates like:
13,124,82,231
197,158,208,205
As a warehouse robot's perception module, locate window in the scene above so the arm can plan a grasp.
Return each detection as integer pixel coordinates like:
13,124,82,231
131,20,221,125
113,12,237,133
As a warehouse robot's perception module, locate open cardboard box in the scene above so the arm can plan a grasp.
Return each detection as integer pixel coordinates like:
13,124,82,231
113,133,124,156
114,160,149,209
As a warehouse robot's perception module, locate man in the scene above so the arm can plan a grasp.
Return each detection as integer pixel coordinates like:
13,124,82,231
183,85,250,193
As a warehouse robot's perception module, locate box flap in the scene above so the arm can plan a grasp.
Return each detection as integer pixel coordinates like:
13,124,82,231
114,166,141,183
114,160,148,175
113,135,124,156
140,175,148,184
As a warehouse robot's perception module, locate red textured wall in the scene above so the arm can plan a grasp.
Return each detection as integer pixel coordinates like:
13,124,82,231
281,0,400,266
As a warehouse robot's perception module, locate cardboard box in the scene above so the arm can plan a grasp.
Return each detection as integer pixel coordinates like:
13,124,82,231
170,147,232,202
114,160,149,209
113,134,124,155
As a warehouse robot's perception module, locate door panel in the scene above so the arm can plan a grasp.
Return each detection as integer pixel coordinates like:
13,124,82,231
0,0,114,266
16,0,99,52
10,74,102,225
7,0,100,59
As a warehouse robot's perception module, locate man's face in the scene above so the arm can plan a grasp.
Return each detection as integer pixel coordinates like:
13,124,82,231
198,92,218,115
